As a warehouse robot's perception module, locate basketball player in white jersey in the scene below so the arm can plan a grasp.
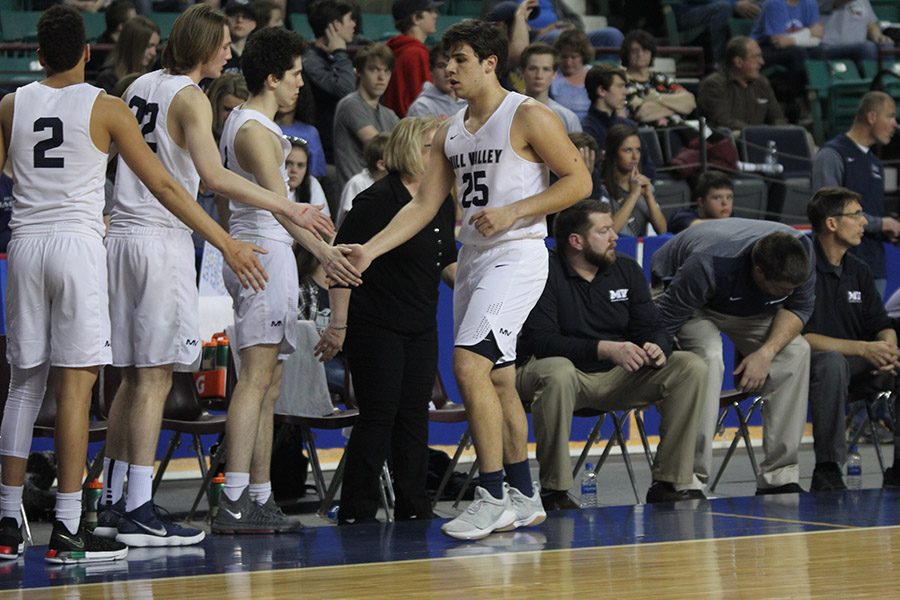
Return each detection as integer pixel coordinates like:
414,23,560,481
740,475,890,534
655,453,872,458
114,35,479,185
0,6,267,563
97,5,357,547
345,20,591,540
211,26,354,534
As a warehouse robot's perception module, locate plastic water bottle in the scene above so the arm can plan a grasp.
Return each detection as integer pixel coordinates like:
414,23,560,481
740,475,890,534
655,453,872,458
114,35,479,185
580,464,598,508
765,140,778,167
847,445,862,490
208,473,226,523
84,479,103,531
737,160,784,175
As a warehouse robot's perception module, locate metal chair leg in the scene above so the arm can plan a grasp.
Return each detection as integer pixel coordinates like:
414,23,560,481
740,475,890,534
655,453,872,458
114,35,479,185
573,414,606,479
452,461,478,509
187,437,226,522
301,427,327,499
741,399,762,478
433,428,470,507
635,410,655,470
865,397,887,474
20,505,32,547
152,432,181,495
613,412,641,504
379,463,394,523
317,450,347,516
710,426,743,493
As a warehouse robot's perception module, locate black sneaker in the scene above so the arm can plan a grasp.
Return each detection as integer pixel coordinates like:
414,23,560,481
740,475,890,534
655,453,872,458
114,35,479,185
646,481,708,503
884,466,900,489
0,517,23,561
755,482,805,495
93,499,125,539
212,489,291,534
810,463,847,492
539,489,579,511
45,520,128,564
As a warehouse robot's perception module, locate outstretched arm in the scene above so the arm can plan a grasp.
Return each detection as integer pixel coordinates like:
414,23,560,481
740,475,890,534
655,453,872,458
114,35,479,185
99,94,268,291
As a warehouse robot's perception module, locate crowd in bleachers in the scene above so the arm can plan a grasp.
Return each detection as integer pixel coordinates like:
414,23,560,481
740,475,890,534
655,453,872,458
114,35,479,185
2,0,900,539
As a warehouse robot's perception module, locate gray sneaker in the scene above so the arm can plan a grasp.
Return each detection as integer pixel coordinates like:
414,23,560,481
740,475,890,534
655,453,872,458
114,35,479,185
211,489,275,535
441,486,516,541
497,483,546,531
258,496,303,533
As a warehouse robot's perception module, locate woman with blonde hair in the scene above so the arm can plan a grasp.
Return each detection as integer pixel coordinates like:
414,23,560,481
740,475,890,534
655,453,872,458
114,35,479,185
95,16,160,92
317,117,458,525
207,72,249,142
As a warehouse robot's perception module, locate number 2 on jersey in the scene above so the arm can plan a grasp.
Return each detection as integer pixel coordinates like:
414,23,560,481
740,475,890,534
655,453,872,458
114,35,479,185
460,170,489,208
129,96,159,152
33,117,64,168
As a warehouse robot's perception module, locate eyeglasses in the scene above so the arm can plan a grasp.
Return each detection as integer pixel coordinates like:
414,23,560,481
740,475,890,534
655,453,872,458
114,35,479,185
284,135,308,148
833,210,865,219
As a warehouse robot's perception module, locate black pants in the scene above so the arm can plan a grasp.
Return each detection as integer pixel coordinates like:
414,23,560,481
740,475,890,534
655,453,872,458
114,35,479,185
339,322,437,522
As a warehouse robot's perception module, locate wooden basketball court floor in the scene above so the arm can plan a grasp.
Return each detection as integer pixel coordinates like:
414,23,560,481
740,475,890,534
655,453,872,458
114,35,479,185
0,489,898,598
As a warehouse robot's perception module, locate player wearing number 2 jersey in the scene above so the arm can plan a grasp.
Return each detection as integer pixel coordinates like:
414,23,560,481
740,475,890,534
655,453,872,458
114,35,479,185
99,4,355,548
0,5,267,564
344,19,592,540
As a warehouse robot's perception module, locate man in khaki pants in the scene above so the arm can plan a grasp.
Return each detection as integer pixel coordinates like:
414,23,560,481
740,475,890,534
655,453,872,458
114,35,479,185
516,200,708,509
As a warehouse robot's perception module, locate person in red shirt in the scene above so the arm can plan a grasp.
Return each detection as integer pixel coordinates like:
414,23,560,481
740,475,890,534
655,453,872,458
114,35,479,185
384,0,441,117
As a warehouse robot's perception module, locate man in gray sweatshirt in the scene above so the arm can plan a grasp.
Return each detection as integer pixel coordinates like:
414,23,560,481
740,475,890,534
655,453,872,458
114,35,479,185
651,218,814,495
407,44,467,120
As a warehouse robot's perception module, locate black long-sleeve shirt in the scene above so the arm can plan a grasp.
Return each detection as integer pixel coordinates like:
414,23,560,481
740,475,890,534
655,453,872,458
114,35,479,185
335,172,457,335
517,250,673,373
803,237,892,341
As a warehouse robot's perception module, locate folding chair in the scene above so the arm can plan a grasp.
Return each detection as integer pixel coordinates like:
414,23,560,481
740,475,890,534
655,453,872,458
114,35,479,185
428,373,469,507
846,375,896,475
709,389,764,492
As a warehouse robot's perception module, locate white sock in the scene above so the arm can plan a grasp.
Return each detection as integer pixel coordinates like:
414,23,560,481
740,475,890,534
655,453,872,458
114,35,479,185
248,482,271,505
125,464,154,513
224,472,250,502
55,490,82,535
0,484,24,527
103,457,129,506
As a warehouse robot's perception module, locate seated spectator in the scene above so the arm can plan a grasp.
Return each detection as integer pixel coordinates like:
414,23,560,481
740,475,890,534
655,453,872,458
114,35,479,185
384,0,440,117
277,86,328,179
820,0,895,71
599,124,667,236
550,29,593,121
333,43,400,191
207,72,249,143
568,132,603,199
621,29,697,127
407,43,468,120
287,137,331,219
667,170,734,233
673,0,763,68
337,134,389,227
652,219,814,495
803,187,900,491
521,42,582,133
811,91,900,296
223,0,258,73
304,0,358,162
254,0,286,28
698,36,787,131
321,117,457,525
87,0,136,76
94,15,160,93
751,0,821,92
516,200,707,509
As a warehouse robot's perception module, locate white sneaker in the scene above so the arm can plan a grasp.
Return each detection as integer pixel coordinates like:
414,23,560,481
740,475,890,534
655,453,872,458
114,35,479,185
498,483,546,531
441,486,516,541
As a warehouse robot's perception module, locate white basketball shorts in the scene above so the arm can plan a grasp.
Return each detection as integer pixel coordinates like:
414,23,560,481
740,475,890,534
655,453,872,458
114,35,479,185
223,237,298,357
454,239,548,365
5,227,111,369
106,227,201,371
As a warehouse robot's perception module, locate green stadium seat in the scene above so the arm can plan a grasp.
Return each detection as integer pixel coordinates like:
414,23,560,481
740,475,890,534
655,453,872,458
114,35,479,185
0,55,42,84
148,11,179,41
0,10,40,42
288,13,314,40
82,11,105,42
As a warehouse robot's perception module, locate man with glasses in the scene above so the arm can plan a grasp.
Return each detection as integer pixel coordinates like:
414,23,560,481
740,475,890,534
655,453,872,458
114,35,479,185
651,218,815,495
803,187,900,491
812,91,900,297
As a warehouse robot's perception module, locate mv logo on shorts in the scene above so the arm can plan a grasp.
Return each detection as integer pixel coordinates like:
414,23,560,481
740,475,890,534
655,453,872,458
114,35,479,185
270,320,283,328
498,328,513,337
609,288,629,302
847,290,862,303
185,339,199,346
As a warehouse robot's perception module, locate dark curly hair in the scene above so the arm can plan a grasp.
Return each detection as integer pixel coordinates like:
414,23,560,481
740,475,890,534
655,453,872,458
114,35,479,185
241,27,308,95
38,5,85,74
442,19,508,80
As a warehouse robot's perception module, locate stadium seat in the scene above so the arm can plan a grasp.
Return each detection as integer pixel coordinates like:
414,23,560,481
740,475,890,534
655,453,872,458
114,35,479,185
0,10,40,42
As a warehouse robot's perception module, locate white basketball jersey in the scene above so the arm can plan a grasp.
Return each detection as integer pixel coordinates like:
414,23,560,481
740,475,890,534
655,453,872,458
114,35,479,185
9,82,106,236
110,70,200,232
444,92,549,247
220,106,292,244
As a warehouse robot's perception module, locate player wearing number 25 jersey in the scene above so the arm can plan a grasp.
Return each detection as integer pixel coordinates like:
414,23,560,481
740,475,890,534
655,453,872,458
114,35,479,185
0,5,266,564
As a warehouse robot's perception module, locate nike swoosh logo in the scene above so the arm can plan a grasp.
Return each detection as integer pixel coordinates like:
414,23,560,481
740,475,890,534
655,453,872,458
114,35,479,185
224,508,242,520
847,157,855,162
494,264,509,268
134,521,168,537
729,296,742,301
449,134,458,140
56,532,85,549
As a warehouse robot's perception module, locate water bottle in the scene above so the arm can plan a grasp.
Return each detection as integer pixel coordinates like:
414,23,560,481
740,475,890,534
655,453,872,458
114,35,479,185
765,140,778,167
580,463,598,508
208,473,226,523
737,160,784,175
846,445,862,490
84,479,103,531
